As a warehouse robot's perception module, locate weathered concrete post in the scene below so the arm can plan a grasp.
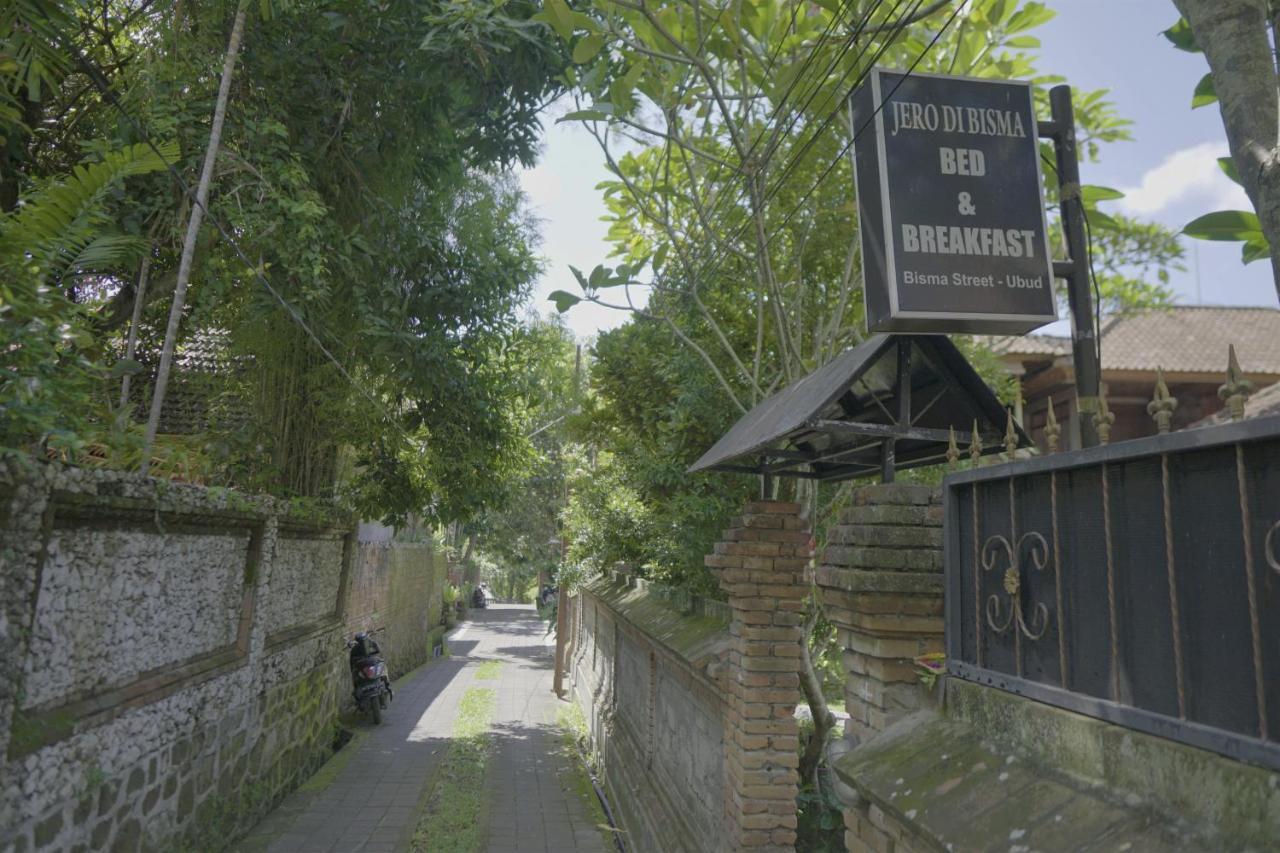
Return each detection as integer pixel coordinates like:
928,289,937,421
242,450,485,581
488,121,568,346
706,500,808,851
815,483,944,851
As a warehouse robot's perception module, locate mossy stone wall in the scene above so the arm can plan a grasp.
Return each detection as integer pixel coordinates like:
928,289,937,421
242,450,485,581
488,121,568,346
0,460,444,852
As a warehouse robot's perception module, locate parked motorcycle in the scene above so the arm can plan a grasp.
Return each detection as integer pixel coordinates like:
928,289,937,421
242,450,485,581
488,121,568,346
471,585,487,609
347,631,393,724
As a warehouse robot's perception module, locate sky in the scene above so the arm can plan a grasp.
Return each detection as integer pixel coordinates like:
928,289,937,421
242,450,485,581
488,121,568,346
516,0,1277,342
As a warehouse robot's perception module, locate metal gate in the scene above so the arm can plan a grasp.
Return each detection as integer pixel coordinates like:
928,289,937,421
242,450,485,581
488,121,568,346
944,415,1280,770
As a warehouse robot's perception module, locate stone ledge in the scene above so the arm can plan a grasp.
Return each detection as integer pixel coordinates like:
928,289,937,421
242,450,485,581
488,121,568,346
584,575,730,671
833,709,1211,852
834,680,1280,851
945,678,1280,850
816,567,944,595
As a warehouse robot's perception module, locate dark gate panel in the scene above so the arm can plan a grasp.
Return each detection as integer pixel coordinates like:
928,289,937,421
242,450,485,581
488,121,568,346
945,415,1280,771
1107,455,1177,717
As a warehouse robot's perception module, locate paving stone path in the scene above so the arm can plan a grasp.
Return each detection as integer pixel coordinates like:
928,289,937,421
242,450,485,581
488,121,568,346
238,605,609,853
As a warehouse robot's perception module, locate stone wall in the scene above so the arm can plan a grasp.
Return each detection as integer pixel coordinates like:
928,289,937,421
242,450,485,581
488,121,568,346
345,540,447,682
0,460,446,852
816,483,944,746
569,500,808,853
569,575,732,853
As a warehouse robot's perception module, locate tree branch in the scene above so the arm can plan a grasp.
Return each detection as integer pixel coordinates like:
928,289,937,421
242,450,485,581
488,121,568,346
1176,0,1280,300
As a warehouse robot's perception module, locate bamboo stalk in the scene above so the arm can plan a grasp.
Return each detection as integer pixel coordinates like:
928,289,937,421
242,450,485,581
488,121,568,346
141,2,248,474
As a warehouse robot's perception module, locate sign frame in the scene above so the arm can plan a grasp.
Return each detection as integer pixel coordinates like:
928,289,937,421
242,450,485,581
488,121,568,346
853,67,1059,335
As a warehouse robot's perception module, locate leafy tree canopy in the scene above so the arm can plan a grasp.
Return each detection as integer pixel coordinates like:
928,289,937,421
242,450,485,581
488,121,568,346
2,0,568,526
540,0,1183,591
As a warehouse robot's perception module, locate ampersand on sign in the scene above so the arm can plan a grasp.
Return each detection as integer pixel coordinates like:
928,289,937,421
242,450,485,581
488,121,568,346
958,192,976,216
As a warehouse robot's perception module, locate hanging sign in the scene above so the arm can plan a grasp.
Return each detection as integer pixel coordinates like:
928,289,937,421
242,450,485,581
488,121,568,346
852,69,1057,334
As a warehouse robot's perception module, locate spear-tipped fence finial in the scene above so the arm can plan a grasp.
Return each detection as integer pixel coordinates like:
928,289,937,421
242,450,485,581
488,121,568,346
969,419,983,465
1044,401,1061,453
1096,387,1116,445
1147,367,1178,434
1004,409,1019,461
1219,344,1254,421
946,426,960,466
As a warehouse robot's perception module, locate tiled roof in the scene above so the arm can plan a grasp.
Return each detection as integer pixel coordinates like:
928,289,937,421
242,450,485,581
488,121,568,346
1193,380,1280,427
987,333,1070,357
986,306,1280,375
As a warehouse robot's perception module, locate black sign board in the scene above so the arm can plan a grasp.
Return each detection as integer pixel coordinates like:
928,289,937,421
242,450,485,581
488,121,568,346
852,69,1057,334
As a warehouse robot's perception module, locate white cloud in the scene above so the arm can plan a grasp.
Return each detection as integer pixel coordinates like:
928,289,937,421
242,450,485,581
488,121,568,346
1118,141,1250,216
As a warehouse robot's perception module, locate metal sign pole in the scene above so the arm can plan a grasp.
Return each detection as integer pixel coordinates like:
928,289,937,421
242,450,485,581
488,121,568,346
1040,85,1101,448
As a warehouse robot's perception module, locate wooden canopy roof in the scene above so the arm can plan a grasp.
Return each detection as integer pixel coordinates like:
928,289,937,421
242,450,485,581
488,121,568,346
689,334,1027,482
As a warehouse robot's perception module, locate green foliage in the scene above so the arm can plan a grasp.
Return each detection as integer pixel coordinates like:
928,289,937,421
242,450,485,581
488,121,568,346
469,316,583,596
565,320,752,596
1162,17,1199,53
1184,210,1271,265
0,142,177,283
0,141,178,454
1,0,569,529
1163,14,1271,266
1191,72,1217,109
545,1,1185,597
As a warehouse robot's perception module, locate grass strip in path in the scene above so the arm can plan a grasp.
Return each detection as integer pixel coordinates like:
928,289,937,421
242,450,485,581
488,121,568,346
474,659,503,680
410,687,496,853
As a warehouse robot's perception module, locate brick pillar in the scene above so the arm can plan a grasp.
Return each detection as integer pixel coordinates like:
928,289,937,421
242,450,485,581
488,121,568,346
816,484,944,746
706,500,808,851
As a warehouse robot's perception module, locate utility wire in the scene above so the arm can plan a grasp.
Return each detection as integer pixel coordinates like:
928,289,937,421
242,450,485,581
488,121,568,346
685,0,951,299
682,0,924,294
662,0,868,274
1042,149,1105,366
649,0,905,312
756,0,920,211
767,0,965,245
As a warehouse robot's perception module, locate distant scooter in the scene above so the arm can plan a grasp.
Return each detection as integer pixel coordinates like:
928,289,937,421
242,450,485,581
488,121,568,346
347,631,392,724
471,585,488,609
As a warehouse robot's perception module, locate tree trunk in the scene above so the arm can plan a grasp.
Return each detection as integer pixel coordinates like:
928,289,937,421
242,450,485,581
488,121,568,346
798,612,836,786
461,531,479,586
1176,0,1280,302
140,2,247,472
119,234,157,412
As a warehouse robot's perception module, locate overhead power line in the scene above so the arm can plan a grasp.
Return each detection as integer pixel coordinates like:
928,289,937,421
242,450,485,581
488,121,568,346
682,0,962,302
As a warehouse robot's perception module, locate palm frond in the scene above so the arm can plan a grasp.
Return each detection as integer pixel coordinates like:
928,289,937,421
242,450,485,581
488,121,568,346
0,141,179,276
65,233,150,275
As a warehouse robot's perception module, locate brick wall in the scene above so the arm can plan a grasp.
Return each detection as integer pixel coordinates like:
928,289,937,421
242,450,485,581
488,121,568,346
816,484,943,745
705,500,809,851
567,499,810,852
815,483,945,853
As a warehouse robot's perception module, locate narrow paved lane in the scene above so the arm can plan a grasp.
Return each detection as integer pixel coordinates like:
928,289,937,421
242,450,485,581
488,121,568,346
238,605,608,853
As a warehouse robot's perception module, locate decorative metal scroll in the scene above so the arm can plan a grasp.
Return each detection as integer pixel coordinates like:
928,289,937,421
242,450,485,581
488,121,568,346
1267,520,1280,575
981,532,1051,640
